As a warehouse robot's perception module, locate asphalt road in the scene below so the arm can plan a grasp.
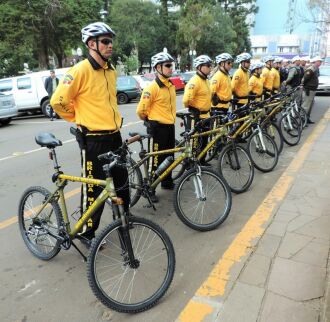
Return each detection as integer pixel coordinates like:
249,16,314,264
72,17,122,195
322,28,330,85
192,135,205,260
0,94,328,322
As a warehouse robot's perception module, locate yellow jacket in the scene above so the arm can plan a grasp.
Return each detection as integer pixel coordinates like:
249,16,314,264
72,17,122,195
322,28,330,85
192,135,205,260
271,67,280,90
261,66,274,91
182,73,211,118
210,69,232,108
231,67,249,104
249,74,263,101
50,57,122,132
136,75,176,124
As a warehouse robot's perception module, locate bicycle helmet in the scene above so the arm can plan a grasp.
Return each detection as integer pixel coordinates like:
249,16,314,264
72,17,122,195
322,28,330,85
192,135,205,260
215,53,233,64
81,22,116,44
274,57,283,63
300,56,310,62
193,55,212,68
310,56,323,63
291,55,301,63
250,62,263,72
151,52,175,68
263,55,275,63
235,53,252,63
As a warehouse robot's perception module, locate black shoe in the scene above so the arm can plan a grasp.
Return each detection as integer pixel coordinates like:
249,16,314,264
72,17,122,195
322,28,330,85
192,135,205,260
307,119,315,124
161,182,175,190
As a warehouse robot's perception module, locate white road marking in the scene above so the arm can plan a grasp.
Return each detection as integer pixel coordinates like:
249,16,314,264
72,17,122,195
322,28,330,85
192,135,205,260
18,280,37,293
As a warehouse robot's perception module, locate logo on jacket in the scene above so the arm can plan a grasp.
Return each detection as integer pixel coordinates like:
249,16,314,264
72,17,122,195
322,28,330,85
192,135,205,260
63,74,74,86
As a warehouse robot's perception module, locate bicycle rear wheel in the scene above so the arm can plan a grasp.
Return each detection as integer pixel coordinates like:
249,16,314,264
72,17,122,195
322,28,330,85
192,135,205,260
174,167,232,231
18,186,62,260
87,216,175,313
279,114,301,146
262,121,283,154
248,131,279,172
172,139,186,181
127,157,143,207
218,144,254,193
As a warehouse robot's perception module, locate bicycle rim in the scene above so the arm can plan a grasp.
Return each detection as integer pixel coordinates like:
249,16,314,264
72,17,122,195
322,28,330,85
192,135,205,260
87,217,175,313
174,167,232,231
279,115,301,146
248,132,278,172
218,145,254,193
18,186,61,260
262,122,283,154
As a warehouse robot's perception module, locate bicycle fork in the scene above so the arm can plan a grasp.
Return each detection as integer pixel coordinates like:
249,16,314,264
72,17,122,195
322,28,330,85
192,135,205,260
192,166,206,201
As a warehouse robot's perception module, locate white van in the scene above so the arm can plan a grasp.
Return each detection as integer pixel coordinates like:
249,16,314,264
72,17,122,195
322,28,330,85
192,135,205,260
0,68,69,117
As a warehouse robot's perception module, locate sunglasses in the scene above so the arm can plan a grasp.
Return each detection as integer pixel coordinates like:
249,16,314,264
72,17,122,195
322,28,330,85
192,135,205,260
98,38,113,45
163,63,173,68
226,61,233,65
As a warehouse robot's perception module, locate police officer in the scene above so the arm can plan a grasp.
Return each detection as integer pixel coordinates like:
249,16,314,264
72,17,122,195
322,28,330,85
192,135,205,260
302,56,323,124
249,63,264,101
271,57,282,93
231,52,252,108
261,56,275,98
210,53,233,114
51,22,129,247
182,55,212,165
136,52,176,202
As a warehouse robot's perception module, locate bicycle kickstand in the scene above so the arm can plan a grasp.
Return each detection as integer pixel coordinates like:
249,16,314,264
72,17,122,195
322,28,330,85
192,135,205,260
71,241,88,262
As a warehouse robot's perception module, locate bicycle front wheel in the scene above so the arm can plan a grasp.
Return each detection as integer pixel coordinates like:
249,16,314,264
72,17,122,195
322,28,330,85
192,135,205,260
218,144,254,193
262,121,283,154
87,216,175,313
174,167,232,231
18,186,62,260
247,131,279,173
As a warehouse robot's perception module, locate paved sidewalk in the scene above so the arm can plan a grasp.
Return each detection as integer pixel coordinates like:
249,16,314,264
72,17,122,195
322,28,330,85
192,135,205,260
178,110,330,322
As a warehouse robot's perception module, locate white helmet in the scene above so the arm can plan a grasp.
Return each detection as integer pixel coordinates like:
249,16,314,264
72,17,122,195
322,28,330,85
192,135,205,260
263,55,275,63
250,62,263,72
215,53,233,64
235,53,252,63
310,56,323,63
300,56,310,62
292,55,301,62
81,22,116,44
193,55,212,68
151,52,175,68
274,57,283,63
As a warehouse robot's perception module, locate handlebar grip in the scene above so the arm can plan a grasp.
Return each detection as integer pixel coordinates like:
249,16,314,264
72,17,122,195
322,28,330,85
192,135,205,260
98,151,114,160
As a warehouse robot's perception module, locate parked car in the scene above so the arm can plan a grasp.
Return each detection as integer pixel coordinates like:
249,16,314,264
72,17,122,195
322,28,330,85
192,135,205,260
316,66,330,94
132,75,152,90
180,71,195,84
143,72,186,91
0,92,18,126
116,75,141,104
0,67,69,118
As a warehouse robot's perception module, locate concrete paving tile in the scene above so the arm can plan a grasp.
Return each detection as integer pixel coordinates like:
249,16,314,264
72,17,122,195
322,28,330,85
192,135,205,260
287,215,317,232
215,282,265,322
239,254,271,288
255,234,282,258
292,241,329,268
266,221,287,237
273,209,299,223
313,237,330,246
268,257,326,301
259,292,319,322
296,216,330,240
277,232,313,259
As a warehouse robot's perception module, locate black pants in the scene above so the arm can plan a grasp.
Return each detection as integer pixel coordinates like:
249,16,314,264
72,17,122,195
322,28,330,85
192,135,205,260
148,123,175,186
80,131,129,238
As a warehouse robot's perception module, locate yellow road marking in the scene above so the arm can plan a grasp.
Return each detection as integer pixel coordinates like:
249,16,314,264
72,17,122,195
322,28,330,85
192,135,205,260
177,109,330,322
0,187,80,230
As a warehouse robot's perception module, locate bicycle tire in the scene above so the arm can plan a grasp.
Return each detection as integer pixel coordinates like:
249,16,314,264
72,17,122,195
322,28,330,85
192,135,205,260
87,216,175,313
18,186,62,260
247,131,279,173
279,114,301,146
262,121,283,154
298,106,308,128
173,167,232,231
218,144,254,193
127,157,143,207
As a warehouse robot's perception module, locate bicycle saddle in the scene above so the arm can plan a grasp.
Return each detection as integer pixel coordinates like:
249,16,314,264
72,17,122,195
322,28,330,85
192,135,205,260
35,132,62,148
128,132,150,140
176,111,193,120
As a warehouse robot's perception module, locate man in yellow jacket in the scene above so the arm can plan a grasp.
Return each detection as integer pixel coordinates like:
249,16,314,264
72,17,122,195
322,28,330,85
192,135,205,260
51,22,129,247
261,56,275,98
136,52,176,201
249,63,264,101
210,53,233,114
231,52,252,107
271,57,282,93
182,55,212,165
